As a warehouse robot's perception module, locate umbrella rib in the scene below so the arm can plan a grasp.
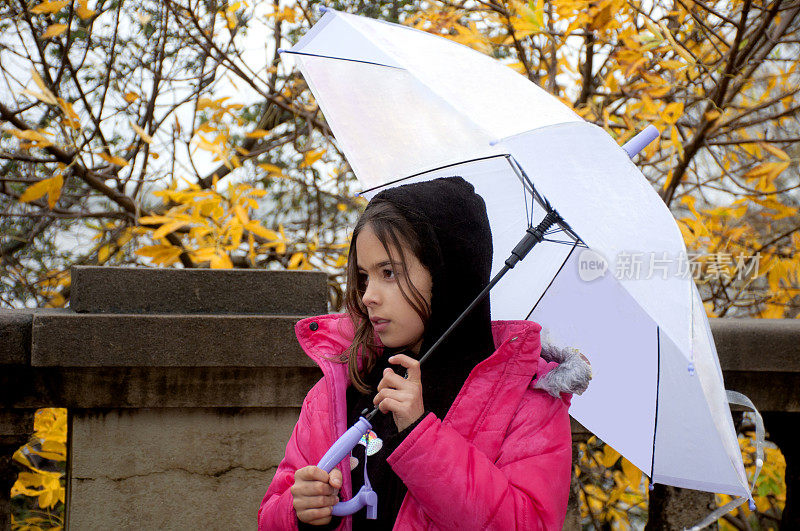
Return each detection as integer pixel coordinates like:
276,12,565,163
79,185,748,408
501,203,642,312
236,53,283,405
525,241,579,320
356,154,513,196
651,327,661,482
505,155,586,245
279,50,404,70
542,238,586,246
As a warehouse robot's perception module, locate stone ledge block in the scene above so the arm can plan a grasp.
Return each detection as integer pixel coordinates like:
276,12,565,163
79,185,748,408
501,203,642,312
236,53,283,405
0,409,36,437
32,311,318,367
711,318,800,372
70,266,328,315
69,468,275,530
70,408,297,479
68,407,298,530
722,370,800,412
0,309,33,365
1,366,321,409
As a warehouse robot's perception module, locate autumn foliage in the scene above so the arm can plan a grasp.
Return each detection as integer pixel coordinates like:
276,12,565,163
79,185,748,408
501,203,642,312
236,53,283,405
1,0,797,529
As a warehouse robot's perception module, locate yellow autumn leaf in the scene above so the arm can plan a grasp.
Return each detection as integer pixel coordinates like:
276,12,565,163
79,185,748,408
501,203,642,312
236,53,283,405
97,152,129,167
245,221,278,240
98,244,111,263
124,92,139,103
760,143,790,161
671,125,684,159
138,215,175,225
247,232,256,265
135,244,170,257
27,447,65,461
743,161,790,181
57,97,80,125
210,251,233,269
20,87,56,106
190,247,217,263
9,128,53,147
288,252,304,269
30,67,58,105
601,444,621,468
34,408,66,440
76,0,96,19
46,174,62,208
234,205,249,225
36,439,67,459
135,244,182,265
299,149,325,168
267,5,296,22
19,174,63,208
130,121,152,144
642,17,664,40
257,163,283,176
227,223,244,250
661,102,684,125
648,85,671,98
30,0,68,15
225,10,237,30
152,221,190,240
245,129,270,138
660,22,695,64
620,458,642,489
11,480,43,498
37,472,64,508
42,23,68,38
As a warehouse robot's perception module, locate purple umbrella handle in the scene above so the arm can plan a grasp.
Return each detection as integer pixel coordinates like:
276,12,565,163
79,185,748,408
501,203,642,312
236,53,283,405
316,416,377,519
331,486,378,518
621,125,659,159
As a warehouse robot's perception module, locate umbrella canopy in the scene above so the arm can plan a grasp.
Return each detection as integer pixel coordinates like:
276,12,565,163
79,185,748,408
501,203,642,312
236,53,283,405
284,8,749,498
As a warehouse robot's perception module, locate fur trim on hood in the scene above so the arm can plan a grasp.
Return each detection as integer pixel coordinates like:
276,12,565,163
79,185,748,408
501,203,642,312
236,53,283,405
536,345,593,398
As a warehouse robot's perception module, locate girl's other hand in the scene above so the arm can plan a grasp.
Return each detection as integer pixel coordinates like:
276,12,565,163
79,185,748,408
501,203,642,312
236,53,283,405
291,466,342,525
374,354,425,431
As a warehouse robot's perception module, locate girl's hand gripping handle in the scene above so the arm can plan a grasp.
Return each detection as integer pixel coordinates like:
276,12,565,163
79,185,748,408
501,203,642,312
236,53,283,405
317,417,371,472
316,417,378,519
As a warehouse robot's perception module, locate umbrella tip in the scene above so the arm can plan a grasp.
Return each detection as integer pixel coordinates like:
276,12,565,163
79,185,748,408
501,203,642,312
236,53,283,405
621,124,660,159
277,48,286,54
748,499,756,511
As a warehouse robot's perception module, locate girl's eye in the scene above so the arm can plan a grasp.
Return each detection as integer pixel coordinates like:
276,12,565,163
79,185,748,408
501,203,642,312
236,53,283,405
382,268,395,280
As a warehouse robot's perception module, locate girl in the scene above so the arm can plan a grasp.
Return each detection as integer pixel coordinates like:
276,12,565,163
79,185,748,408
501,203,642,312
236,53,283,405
259,176,589,530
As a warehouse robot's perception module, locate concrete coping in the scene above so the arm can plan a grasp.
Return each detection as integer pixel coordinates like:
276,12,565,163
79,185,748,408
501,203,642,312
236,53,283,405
70,266,328,315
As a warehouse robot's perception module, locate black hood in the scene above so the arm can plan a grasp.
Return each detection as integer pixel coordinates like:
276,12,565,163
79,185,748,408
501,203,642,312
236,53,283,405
370,176,495,417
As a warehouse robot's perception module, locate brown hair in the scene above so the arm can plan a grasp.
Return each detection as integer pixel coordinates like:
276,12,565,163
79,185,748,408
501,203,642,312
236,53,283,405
342,200,432,394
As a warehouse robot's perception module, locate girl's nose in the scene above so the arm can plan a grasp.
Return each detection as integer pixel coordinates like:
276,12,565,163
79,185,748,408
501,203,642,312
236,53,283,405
362,280,379,307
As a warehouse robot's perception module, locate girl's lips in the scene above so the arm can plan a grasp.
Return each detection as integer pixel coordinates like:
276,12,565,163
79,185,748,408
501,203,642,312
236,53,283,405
372,319,390,332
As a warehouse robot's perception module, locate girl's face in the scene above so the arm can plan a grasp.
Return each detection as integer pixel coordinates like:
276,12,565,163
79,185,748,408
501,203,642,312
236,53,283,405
356,225,432,355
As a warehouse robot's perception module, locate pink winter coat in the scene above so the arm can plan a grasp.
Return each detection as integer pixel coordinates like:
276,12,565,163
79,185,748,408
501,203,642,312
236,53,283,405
258,313,573,530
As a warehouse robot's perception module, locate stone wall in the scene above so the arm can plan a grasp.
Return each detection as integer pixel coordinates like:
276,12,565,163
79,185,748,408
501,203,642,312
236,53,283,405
2,266,326,530
1,266,799,530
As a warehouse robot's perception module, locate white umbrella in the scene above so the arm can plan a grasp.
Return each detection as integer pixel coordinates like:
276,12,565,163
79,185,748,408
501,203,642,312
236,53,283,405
282,6,758,510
